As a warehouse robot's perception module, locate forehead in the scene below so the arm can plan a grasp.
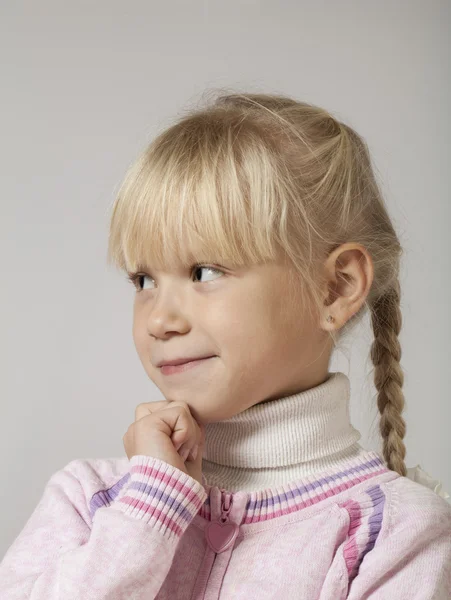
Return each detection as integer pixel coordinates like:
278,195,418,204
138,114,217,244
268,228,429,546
130,239,289,275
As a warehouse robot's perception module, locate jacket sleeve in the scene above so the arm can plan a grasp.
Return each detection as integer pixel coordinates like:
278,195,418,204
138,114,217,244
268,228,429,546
345,478,451,600
0,455,207,599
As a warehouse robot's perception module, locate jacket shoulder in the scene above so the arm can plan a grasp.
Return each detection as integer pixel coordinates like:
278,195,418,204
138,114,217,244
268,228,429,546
381,474,451,535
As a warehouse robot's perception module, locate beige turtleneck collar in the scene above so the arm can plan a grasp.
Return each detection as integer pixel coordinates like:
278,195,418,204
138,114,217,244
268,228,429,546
202,371,370,492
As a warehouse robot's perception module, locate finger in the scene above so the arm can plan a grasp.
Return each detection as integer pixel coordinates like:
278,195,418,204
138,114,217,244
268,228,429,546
178,444,191,462
147,405,197,451
134,400,173,421
177,440,199,463
134,399,194,423
135,400,202,432
170,410,201,451
133,401,202,451
184,442,203,485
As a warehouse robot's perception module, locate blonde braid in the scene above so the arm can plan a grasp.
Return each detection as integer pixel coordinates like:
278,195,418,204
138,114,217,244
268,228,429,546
370,279,407,476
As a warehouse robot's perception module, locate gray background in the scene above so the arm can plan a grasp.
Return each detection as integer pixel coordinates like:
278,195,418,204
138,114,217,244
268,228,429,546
1,1,449,556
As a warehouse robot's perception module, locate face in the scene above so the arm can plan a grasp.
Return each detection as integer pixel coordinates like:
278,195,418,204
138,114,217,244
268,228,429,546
131,252,332,425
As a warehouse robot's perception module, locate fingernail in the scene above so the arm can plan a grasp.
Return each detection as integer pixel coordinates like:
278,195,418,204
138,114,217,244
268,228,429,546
181,448,190,462
191,445,199,460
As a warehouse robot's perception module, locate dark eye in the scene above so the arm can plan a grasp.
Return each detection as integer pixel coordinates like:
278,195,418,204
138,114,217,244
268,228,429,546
126,264,224,292
126,273,153,291
192,265,224,283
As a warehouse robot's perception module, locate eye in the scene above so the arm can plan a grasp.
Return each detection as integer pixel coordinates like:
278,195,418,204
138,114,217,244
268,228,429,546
126,264,224,292
136,274,155,291
192,265,224,283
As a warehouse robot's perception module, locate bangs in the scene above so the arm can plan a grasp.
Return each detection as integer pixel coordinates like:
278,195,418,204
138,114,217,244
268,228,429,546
107,112,289,274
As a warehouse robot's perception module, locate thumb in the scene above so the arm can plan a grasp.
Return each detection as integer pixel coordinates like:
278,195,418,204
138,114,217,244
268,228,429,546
185,425,205,486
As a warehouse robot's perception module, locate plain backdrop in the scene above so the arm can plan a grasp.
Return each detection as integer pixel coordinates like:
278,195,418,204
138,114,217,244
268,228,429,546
1,1,450,557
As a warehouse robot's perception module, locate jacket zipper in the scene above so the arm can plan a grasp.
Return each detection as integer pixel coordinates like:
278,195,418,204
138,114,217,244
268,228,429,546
210,489,234,567
199,489,239,598
220,490,233,523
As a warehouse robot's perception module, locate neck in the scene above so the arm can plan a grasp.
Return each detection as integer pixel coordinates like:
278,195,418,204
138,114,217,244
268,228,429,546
202,371,368,492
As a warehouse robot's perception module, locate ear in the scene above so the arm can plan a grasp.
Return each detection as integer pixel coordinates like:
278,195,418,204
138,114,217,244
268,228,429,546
321,242,374,330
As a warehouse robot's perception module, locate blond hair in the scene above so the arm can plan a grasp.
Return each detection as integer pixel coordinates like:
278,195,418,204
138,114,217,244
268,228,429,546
107,91,407,476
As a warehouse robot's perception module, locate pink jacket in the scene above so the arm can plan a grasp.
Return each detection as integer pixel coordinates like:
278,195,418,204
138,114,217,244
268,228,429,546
1,451,450,599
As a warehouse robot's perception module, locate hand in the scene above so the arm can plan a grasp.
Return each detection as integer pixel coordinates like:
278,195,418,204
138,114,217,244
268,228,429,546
123,400,205,486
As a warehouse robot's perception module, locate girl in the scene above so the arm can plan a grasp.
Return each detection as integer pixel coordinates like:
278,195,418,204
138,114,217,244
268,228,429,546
1,92,450,599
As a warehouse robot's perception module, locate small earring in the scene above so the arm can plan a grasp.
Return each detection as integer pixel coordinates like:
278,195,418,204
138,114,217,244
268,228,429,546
326,315,335,323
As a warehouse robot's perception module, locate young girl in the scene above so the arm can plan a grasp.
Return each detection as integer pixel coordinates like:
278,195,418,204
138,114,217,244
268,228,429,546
1,92,450,599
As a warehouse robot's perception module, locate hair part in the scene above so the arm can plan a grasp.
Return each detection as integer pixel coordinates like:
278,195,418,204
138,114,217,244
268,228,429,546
107,89,407,476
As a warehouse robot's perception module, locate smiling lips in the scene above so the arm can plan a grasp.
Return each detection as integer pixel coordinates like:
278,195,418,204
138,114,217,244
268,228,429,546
157,354,215,367
159,356,216,376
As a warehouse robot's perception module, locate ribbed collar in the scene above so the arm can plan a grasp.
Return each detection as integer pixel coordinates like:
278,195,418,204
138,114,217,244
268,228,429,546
202,371,371,492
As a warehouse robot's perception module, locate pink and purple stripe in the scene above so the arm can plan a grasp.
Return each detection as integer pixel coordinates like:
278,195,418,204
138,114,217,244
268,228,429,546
89,452,392,539
341,483,386,588
200,452,390,524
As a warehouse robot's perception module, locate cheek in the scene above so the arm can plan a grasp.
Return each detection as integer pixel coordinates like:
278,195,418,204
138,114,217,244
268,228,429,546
132,320,147,352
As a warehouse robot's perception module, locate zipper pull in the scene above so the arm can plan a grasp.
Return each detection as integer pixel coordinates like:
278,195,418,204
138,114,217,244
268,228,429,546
220,491,233,521
205,491,239,554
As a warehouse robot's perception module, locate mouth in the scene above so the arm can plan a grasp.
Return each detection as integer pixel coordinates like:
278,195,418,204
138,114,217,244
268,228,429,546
159,356,216,376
